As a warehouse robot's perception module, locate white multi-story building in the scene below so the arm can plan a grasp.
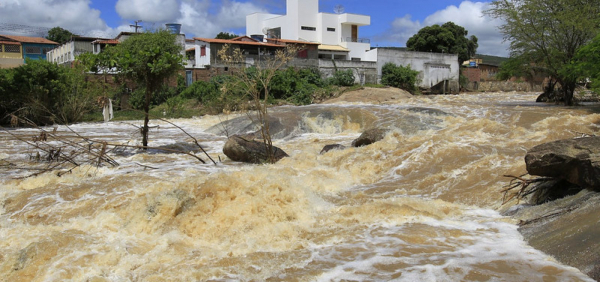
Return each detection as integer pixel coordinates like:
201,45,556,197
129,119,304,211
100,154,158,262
246,0,372,61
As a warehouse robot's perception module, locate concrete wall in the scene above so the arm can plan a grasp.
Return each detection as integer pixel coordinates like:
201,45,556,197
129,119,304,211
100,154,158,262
0,58,24,69
372,49,459,90
318,59,378,85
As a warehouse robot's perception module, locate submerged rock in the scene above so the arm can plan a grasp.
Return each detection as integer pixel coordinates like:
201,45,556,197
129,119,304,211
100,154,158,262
320,144,346,154
352,128,388,147
525,137,600,190
223,135,288,164
510,190,600,281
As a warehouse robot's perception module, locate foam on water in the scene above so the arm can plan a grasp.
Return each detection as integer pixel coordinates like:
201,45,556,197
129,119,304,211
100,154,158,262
1,92,598,281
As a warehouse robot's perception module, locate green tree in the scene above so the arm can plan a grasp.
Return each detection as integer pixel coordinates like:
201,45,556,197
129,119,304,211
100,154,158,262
566,33,600,94
406,22,478,65
486,0,600,105
381,63,420,93
88,30,184,147
46,27,74,44
215,32,239,40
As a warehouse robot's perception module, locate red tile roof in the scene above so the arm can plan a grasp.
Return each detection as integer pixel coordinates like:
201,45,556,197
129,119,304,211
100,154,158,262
1,35,58,45
0,41,21,45
93,39,120,44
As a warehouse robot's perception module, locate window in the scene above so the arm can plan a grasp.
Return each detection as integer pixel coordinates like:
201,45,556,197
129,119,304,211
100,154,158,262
201,46,206,57
297,49,308,58
4,45,20,53
25,46,41,54
301,26,316,31
327,27,336,32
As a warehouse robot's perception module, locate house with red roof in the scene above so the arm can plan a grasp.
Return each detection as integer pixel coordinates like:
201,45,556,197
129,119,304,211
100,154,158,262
0,35,58,68
186,36,319,69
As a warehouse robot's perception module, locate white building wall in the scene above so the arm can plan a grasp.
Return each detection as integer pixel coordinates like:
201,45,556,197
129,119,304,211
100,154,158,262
195,40,211,68
319,13,340,45
375,49,459,89
47,41,75,64
245,0,371,60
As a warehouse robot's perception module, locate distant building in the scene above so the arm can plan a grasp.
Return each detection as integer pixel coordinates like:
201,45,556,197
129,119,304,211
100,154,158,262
47,36,109,66
246,0,371,61
187,36,319,69
0,35,57,68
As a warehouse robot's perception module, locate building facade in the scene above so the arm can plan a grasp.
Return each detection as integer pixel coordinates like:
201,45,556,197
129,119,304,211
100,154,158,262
47,36,106,66
0,35,57,68
246,0,371,61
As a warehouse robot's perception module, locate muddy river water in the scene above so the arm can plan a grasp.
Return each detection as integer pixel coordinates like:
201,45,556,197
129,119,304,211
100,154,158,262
1,92,598,281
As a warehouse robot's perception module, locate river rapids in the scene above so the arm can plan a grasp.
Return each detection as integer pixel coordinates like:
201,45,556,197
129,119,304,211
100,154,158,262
1,92,599,281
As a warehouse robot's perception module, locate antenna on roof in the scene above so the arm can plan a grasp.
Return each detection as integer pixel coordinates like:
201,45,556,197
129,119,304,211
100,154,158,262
334,5,345,14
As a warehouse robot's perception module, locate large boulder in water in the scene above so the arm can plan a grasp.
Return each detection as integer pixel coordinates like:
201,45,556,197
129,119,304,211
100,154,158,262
223,135,289,164
525,137,600,190
352,128,388,147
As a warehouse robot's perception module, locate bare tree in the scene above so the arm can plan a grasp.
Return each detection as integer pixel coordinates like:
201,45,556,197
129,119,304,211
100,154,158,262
217,44,300,163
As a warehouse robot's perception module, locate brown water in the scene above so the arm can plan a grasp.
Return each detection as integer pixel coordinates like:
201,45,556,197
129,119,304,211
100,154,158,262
1,92,598,281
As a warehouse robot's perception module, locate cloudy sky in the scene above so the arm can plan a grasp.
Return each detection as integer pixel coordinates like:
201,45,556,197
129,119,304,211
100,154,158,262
0,0,509,56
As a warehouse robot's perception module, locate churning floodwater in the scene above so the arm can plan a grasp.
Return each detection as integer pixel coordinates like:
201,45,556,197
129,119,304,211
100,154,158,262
0,92,599,281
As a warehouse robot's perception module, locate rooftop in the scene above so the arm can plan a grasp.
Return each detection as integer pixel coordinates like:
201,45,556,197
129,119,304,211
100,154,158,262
0,35,58,45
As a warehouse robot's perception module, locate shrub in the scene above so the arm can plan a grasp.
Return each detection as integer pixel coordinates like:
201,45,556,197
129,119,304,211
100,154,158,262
331,69,355,86
381,63,420,93
1,60,103,125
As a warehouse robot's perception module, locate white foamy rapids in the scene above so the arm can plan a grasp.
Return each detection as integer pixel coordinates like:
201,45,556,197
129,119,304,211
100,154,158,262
1,93,598,281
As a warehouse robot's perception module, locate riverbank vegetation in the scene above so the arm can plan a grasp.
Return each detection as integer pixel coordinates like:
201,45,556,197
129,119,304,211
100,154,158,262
487,0,600,105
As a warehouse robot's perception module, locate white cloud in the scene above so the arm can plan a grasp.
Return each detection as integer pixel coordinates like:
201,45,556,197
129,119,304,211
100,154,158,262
177,0,267,38
0,0,112,37
383,1,509,56
116,0,181,23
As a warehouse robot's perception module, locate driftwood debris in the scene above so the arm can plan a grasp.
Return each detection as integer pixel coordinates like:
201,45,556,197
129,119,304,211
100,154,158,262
1,114,216,179
501,174,554,204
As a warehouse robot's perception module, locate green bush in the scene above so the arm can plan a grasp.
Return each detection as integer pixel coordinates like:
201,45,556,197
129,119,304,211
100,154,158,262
381,63,420,93
330,70,355,86
0,60,103,125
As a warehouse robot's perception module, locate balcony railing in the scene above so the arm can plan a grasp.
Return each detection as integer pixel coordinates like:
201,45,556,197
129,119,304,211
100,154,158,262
343,37,371,44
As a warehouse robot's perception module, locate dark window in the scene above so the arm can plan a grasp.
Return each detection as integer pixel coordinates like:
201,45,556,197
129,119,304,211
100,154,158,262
327,27,336,32
301,26,316,31
25,46,41,54
4,45,20,53
201,46,206,57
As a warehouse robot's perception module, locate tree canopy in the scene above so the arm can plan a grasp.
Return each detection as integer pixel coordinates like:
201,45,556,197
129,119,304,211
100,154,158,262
46,27,74,44
406,22,478,64
215,32,239,40
567,33,600,94
82,30,184,147
486,0,600,105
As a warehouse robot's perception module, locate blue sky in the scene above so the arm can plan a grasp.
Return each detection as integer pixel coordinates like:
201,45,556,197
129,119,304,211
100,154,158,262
0,0,508,56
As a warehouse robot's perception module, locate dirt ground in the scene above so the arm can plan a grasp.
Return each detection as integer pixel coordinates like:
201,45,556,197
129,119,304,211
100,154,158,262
321,87,414,104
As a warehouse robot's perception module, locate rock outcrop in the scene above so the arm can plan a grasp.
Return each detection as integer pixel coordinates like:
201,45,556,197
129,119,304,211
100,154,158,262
223,135,288,164
320,144,346,155
525,137,600,190
352,128,388,147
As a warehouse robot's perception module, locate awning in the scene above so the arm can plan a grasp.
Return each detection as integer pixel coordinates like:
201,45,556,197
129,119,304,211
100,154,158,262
318,45,349,52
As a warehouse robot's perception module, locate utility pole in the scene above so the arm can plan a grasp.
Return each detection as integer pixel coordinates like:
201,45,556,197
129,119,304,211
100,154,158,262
130,20,142,33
